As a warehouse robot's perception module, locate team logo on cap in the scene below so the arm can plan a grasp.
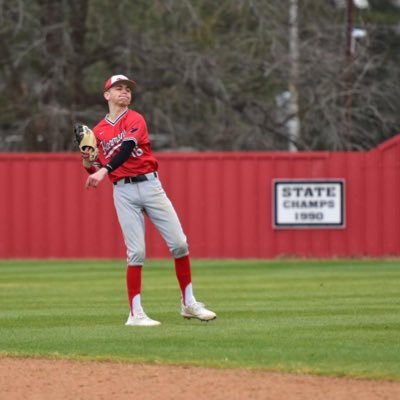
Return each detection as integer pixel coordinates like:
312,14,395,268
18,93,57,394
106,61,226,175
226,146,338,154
104,75,136,92
111,75,129,84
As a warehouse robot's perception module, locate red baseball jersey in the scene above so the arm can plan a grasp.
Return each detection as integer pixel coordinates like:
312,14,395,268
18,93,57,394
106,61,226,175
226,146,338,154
93,109,158,183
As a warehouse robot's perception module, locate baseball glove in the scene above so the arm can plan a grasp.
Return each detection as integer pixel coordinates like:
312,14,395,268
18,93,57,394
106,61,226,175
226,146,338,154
74,124,99,167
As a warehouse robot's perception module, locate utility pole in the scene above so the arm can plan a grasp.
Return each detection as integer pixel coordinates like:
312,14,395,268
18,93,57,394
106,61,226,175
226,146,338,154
288,0,300,152
344,0,353,150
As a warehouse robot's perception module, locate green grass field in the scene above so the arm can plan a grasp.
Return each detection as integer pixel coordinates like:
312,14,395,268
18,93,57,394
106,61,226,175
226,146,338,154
0,259,399,380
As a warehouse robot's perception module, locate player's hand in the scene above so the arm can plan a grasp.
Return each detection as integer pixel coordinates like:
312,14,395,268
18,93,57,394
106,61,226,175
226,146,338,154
85,167,108,189
81,148,93,168
81,147,91,158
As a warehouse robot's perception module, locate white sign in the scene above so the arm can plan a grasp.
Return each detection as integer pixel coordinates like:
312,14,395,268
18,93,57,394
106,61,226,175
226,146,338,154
273,180,345,228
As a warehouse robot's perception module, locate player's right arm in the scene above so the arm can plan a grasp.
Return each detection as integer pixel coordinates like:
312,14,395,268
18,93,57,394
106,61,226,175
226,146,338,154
81,149,101,174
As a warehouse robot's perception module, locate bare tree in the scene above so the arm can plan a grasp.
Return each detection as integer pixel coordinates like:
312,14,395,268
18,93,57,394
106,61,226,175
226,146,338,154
0,0,400,151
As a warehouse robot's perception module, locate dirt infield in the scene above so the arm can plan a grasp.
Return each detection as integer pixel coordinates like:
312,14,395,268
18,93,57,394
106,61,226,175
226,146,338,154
1,357,399,400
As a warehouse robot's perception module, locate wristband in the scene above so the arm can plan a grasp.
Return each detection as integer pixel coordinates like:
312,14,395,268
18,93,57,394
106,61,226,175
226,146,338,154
105,164,113,173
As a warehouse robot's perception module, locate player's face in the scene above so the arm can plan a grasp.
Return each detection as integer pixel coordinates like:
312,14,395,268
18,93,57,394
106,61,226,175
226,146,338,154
105,83,132,107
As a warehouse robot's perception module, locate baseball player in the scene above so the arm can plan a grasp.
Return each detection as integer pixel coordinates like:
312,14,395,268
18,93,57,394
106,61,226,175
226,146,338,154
76,74,216,326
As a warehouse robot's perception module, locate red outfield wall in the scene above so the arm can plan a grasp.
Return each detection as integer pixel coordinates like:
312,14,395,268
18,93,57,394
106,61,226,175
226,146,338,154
1,135,399,259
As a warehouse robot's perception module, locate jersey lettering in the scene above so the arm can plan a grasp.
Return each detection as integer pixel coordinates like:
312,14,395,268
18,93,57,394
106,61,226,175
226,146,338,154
101,129,126,158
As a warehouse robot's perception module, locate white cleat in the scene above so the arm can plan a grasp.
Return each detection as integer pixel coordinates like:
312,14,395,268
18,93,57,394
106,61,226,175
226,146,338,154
125,309,161,327
181,301,217,321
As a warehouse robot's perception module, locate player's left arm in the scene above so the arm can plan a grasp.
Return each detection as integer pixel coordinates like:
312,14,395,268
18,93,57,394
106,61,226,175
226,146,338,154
85,140,136,189
103,139,136,173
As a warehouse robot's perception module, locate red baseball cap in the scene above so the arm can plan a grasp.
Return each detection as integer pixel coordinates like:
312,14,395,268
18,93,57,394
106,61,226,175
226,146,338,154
103,74,136,92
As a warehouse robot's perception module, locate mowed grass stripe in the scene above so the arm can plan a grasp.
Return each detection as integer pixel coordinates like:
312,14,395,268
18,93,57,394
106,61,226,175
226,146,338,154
0,259,399,379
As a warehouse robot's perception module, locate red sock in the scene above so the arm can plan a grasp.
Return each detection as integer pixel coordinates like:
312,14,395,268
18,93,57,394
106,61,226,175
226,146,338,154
126,265,142,315
174,255,194,305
